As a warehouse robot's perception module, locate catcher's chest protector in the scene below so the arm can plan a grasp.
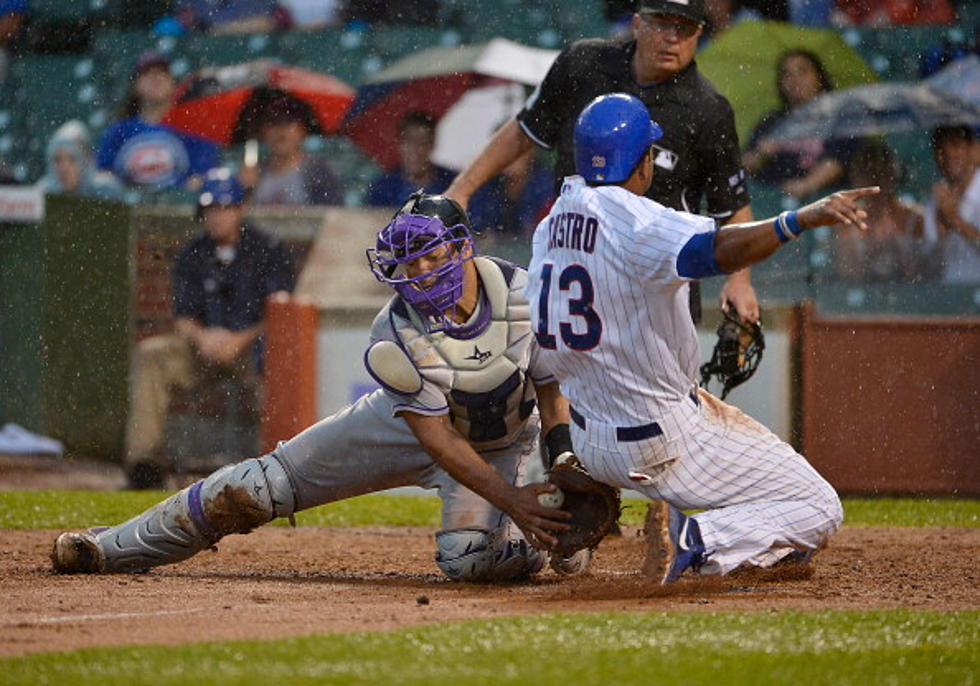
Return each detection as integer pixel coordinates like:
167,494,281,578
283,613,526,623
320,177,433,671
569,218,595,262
391,257,536,450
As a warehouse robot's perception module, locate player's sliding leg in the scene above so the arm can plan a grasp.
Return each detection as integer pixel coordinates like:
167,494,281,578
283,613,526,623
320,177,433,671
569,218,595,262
52,454,295,573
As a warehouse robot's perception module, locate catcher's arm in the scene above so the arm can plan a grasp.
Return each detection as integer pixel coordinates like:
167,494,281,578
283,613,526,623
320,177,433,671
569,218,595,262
399,411,570,550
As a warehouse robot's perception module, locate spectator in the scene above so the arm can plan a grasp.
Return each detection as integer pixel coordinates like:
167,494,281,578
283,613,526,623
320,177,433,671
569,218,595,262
833,141,931,282
831,0,956,26
97,51,221,191
446,0,760,324
124,168,294,489
343,0,440,25
467,147,554,238
175,0,289,34
40,120,125,202
742,49,858,200
699,0,761,48
278,0,342,28
0,0,26,84
239,93,343,206
924,126,980,283
364,111,454,207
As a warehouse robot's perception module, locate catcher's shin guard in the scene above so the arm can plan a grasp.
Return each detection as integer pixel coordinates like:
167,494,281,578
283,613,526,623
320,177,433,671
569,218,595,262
51,455,296,574
435,528,545,582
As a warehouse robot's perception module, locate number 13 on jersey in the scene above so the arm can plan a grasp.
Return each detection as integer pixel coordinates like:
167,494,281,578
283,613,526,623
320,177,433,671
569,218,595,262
535,263,603,351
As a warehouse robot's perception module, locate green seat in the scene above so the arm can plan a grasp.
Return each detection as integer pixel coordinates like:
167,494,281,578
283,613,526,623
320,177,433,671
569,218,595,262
8,56,112,181
278,28,369,85
181,32,283,71
848,25,961,82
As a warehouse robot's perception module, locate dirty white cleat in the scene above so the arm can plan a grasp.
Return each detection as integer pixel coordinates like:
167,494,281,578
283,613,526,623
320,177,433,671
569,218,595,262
51,532,106,574
549,547,593,576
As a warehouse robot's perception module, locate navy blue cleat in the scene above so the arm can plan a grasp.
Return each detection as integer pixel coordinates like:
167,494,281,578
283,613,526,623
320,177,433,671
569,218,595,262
642,500,706,584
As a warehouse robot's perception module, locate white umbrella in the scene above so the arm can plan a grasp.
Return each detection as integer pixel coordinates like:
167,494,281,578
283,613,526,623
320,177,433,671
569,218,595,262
431,82,527,171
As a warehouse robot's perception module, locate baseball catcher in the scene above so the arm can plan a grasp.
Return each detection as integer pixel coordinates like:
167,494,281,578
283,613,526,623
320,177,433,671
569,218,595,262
699,305,765,400
52,193,593,582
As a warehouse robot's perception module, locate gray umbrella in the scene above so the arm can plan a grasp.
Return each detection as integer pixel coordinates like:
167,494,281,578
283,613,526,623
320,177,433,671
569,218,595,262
764,61,980,142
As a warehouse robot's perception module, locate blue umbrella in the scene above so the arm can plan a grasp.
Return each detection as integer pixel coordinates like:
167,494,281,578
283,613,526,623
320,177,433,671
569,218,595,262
926,54,980,108
764,68,980,142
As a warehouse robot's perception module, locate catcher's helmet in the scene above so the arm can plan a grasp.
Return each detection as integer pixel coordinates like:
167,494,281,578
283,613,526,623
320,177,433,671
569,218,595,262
367,212,481,336
197,168,244,218
574,93,663,184
394,189,471,231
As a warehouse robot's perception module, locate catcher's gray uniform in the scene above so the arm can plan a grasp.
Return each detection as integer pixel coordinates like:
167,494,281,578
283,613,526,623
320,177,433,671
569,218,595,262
52,257,556,582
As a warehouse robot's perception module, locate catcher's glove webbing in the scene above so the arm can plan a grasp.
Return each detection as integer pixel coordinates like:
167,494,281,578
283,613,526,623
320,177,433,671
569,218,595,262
699,305,765,400
546,453,621,556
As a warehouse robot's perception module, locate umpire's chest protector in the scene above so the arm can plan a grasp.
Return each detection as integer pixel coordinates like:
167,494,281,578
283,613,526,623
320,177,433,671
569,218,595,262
374,257,538,450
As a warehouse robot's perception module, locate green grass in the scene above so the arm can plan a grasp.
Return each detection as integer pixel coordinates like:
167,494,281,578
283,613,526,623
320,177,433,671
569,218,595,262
0,491,977,530
2,610,976,685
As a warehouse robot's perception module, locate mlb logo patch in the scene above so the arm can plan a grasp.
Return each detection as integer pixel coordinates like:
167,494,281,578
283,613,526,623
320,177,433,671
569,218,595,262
592,155,606,168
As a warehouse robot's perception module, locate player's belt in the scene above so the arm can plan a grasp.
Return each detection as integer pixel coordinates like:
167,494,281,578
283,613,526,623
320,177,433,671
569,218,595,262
569,392,700,443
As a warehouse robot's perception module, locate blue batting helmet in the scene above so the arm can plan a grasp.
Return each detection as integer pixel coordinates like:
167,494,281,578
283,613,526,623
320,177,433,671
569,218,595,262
574,93,664,183
198,168,245,211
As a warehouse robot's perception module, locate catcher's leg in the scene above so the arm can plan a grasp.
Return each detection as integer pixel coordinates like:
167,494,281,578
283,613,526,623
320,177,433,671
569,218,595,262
434,422,547,582
51,454,295,574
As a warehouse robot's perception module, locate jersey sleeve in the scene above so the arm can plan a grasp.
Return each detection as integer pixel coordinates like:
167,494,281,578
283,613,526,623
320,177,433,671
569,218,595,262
623,196,717,284
515,45,575,149
697,97,750,221
367,308,450,418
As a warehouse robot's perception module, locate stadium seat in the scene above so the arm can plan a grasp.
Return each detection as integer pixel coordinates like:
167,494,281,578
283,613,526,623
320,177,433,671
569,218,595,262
278,28,370,87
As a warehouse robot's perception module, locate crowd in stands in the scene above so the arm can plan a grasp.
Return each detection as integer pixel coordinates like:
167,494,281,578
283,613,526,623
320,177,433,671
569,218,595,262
0,0,976,283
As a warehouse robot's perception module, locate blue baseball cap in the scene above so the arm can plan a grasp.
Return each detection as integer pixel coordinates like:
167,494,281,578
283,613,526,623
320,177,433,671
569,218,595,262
198,168,245,210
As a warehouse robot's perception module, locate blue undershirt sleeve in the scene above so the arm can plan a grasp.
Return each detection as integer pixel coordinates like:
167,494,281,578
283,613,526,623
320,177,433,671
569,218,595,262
676,230,725,279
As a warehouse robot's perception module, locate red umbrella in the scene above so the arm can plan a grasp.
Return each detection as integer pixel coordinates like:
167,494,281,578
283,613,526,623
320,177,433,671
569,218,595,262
163,59,355,146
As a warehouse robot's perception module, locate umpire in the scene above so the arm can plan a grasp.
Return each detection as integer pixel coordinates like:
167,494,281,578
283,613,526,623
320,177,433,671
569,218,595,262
446,0,759,323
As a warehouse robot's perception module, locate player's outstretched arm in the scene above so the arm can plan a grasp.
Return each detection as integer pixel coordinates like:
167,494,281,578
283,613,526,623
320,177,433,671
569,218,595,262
445,119,534,209
713,186,880,274
400,412,570,549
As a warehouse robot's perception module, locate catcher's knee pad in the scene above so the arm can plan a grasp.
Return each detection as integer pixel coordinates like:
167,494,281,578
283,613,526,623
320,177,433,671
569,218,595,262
434,528,545,582
89,455,296,573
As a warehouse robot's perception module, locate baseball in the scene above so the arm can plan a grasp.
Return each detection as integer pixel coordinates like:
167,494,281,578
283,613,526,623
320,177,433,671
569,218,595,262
538,487,564,509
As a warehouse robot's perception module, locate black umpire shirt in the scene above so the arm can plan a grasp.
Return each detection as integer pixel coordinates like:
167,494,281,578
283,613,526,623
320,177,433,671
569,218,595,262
517,38,752,320
172,223,295,332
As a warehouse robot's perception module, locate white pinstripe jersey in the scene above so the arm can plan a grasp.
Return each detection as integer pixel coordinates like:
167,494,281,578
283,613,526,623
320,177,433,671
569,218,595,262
525,175,715,426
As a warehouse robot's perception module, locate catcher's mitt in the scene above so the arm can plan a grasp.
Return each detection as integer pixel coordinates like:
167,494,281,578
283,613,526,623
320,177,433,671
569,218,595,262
699,305,765,400
547,453,621,556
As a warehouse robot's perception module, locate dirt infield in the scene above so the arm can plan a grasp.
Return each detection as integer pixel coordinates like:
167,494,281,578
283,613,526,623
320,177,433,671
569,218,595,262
2,524,977,657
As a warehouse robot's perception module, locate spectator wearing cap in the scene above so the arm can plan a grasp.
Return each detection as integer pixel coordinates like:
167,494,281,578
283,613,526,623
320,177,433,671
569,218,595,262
96,51,221,191
124,168,294,489
239,93,343,206
364,111,455,207
446,0,760,325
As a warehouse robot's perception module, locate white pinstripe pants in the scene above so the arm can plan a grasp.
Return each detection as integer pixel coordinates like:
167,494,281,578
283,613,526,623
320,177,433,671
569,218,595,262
572,389,843,575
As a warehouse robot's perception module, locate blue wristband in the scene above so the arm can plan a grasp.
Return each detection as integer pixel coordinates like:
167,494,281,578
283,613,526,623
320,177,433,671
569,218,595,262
774,211,801,243
783,210,803,237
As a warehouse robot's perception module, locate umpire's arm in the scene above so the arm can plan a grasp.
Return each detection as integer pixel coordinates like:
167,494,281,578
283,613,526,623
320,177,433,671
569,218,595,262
445,119,534,209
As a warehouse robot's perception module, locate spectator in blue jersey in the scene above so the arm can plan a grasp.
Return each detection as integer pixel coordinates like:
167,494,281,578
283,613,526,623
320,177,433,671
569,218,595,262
40,120,124,202
364,111,455,207
175,0,288,35
467,147,554,238
97,51,221,191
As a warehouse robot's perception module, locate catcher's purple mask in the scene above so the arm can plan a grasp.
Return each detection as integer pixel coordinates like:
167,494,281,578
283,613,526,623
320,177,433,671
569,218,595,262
367,213,481,334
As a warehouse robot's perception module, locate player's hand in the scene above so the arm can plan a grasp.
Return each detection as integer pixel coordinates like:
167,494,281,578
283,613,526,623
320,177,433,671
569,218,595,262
799,186,880,232
195,328,247,365
719,274,759,324
506,482,571,551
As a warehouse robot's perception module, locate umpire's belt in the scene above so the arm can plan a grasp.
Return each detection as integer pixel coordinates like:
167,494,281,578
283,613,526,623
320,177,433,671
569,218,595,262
569,392,699,443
